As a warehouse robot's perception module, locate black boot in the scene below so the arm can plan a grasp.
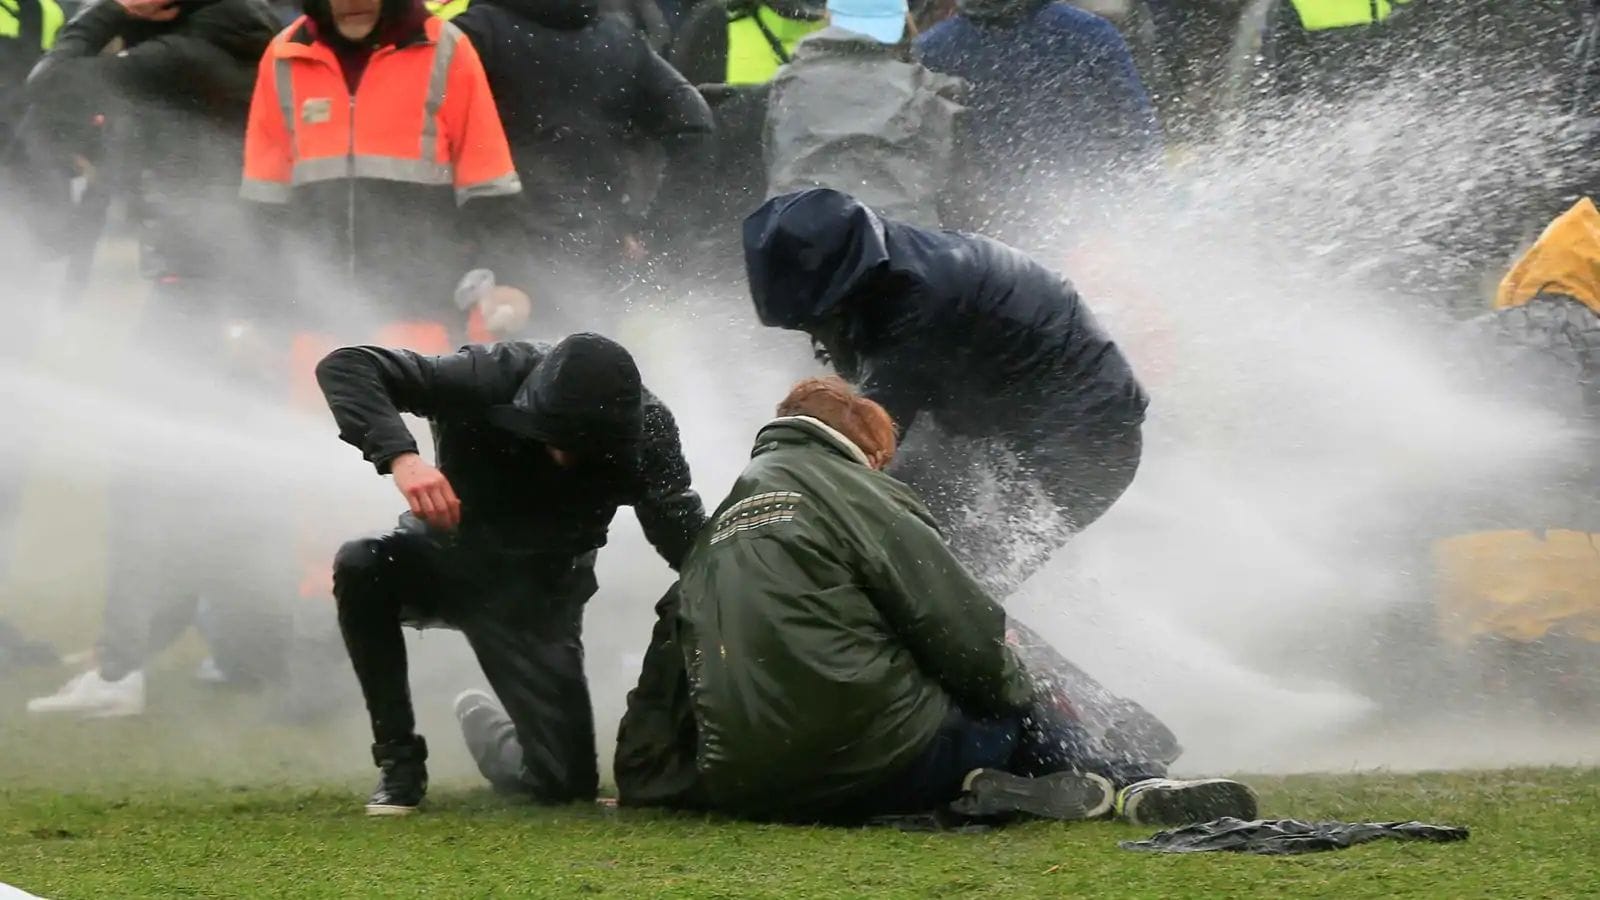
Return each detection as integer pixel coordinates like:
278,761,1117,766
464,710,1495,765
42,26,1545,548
367,736,429,816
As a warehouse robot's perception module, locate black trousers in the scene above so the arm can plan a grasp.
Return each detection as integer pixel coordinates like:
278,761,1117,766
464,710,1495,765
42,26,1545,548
889,421,1144,597
332,518,600,802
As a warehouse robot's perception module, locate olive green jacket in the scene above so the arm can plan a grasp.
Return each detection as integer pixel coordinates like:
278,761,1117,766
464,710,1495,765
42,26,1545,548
675,416,1031,819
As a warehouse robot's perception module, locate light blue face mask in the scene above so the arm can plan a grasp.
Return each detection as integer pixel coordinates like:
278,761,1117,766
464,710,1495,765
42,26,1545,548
827,0,908,43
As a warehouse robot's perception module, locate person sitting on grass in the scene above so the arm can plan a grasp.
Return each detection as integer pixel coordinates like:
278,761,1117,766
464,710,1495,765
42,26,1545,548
646,376,1258,825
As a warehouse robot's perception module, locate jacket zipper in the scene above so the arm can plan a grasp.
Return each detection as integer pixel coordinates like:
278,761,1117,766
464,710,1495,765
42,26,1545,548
346,78,358,282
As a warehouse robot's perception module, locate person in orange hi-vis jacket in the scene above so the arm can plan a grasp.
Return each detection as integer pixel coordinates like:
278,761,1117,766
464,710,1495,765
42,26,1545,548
241,0,540,727
241,0,538,342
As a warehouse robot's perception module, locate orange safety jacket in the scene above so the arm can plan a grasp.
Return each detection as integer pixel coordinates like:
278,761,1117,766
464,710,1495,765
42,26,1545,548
242,13,518,205
240,14,522,317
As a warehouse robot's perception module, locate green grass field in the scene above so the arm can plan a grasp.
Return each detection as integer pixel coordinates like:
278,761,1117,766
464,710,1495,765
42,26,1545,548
2,677,1597,899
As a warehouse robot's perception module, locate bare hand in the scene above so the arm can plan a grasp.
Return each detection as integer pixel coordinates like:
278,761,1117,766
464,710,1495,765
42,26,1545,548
478,285,531,337
116,0,179,20
390,453,461,530
621,233,648,263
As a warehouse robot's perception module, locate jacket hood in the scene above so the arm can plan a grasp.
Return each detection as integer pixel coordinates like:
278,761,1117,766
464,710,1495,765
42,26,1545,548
955,0,1046,21
1496,197,1600,316
743,188,892,331
302,0,427,46
488,0,599,29
486,333,645,451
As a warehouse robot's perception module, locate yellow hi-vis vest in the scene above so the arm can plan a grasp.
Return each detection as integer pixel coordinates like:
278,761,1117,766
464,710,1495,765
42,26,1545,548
0,0,65,50
425,0,471,19
1289,0,1410,32
725,5,824,85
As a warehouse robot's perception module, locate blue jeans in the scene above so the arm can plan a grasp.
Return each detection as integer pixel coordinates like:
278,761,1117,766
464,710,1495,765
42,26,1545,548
825,703,1162,822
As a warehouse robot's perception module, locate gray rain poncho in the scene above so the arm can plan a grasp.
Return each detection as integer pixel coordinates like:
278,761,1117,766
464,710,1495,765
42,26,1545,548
764,27,965,228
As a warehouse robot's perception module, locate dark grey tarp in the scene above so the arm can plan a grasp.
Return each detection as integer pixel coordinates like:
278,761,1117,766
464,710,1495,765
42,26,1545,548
764,27,965,229
1121,818,1470,855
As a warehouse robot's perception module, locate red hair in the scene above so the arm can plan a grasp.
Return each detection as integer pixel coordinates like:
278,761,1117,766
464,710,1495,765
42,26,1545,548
776,377,897,467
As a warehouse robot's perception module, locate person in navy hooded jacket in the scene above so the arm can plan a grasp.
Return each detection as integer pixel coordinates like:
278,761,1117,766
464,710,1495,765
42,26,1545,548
744,188,1147,596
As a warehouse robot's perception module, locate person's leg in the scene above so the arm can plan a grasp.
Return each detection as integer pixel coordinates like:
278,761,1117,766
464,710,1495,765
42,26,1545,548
455,555,600,803
1023,423,1143,533
95,277,236,681
95,478,202,683
331,526,447,747
836,710,1023,821
884,427,999,580
1010,700,1164,787
1013,692,1258,826
191,498,295,688
993,422,1144,593
836,707,1114,824
331,521,452,814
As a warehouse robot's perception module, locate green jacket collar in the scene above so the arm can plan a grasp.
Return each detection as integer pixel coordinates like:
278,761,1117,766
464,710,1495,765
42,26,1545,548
752,416,873,467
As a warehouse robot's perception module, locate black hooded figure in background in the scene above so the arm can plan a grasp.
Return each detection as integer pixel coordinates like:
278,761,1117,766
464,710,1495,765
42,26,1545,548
26,0,278,287
449,0,711,284
314,334,707,815
743,188,1148,596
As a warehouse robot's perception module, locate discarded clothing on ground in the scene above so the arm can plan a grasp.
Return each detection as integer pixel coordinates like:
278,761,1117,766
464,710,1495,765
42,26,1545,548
1120,817,1470,855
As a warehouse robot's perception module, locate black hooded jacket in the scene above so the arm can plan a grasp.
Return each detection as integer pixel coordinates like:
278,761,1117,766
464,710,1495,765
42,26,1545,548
744,189,1147,438
452,0,712,254
315,338,707,566
26,0,277,278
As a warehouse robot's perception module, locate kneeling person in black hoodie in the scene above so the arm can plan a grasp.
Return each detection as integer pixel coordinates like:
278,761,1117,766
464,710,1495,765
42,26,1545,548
316,334,707,815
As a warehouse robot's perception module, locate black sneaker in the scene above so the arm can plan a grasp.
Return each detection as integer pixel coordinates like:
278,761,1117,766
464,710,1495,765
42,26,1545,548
950,769,1115,821
1115,778,1259,827
367,736,429,817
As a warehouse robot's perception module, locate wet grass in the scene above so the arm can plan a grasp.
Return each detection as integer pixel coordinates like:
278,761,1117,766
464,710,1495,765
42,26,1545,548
2,675,1597,899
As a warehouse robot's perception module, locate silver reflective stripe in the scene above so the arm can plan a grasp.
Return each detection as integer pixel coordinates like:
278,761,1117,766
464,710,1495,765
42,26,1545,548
240,177,292,204
291,155,352,185
290,155,452,185
455,172,522,205
353,155,453,184
274,56,295,144
419,22,462,165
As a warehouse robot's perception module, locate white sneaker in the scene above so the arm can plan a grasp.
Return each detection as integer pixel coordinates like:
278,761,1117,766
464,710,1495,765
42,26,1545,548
26,670,146,718
194,657,228,685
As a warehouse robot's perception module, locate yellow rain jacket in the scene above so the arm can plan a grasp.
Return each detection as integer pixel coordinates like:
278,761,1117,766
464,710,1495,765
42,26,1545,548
1496,196,1600,314
1430,200,1600,645
1435,531,1600,645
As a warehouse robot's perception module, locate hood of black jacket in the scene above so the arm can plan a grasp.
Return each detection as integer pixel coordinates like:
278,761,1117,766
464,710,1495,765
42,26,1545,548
955,0,1046,22
302,0,429,48
487,333,645,452
487,0,599,30
743,188,893,331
